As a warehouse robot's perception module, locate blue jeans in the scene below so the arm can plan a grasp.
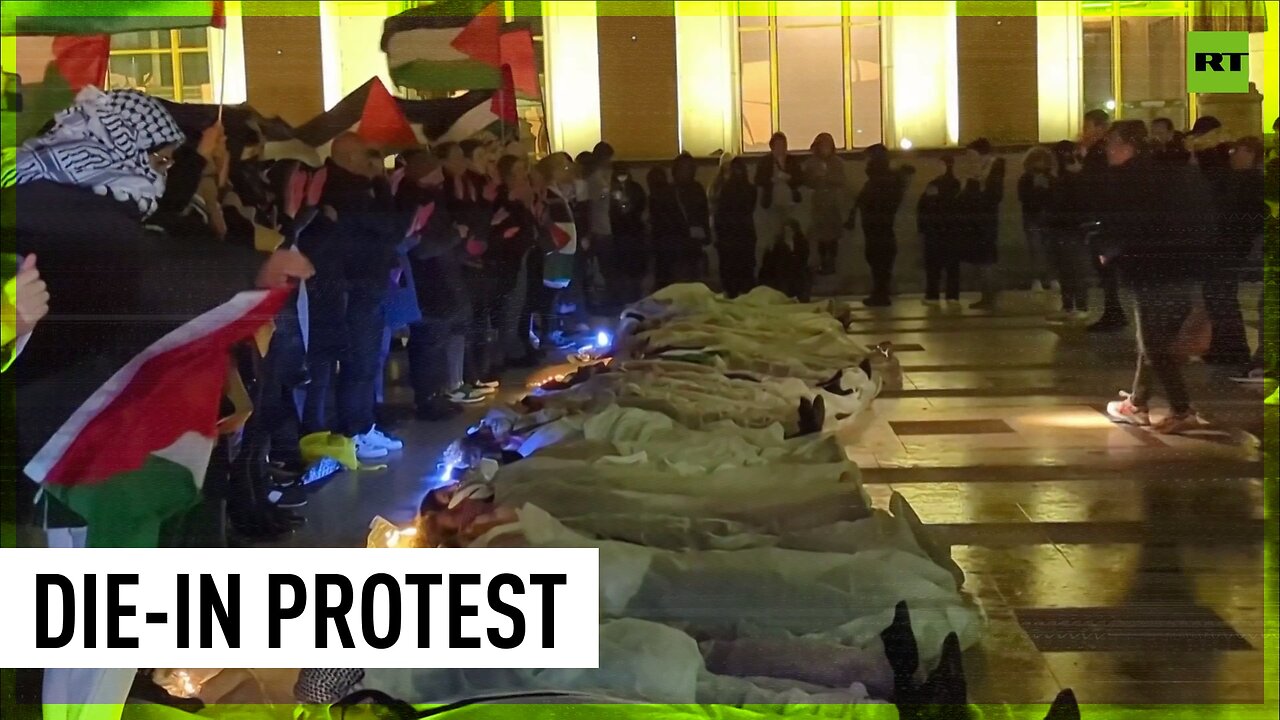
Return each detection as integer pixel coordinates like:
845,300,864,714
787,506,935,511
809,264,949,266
304,283,385,437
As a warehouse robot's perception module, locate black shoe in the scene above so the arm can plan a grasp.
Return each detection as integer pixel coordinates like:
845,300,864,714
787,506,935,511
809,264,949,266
1087,315,1127,332
416,396,464,421
269,484,308,509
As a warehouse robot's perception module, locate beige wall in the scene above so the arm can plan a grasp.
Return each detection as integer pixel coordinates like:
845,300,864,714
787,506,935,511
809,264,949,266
956,3,1040,144
242,1,326,126
597,6,680,160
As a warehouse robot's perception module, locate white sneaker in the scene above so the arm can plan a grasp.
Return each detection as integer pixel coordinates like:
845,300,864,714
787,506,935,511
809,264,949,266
475,379,500,390
1105,391,1151,427
1031,280,1045,293
447,386,487,405
353,435,390,461
361,425,404,452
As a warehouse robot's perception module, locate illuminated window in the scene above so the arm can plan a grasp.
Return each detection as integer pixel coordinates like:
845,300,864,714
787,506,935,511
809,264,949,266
1081,1,1189,130
736,1,883,152
106,28,212,103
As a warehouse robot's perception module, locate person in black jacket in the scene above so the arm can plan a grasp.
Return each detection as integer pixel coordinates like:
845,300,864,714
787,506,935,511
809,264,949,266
649,163,702,289
300,133,415,456
1018,146,1055,292
852,143,914,307
956,138,1006,310
1044,140,1090,319
605,161,649,305
713,156,758,298
1076,109,1129,331
918,155,962,304
7,89,314,539
1213,136,1268,376
1098,120,1213,435
755,132,804,264
672,152,711,281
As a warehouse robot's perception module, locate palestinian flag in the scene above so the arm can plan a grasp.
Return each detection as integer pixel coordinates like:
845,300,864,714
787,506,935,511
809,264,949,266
382,0,504,92
263,78,420,164
2,1,225,35
8,34,111,143
499,21,540,100
24,289,288,548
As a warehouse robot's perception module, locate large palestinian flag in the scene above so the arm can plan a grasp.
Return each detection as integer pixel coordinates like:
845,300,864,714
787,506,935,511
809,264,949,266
382,0,503,92
24,289,287,548
1,1,224,35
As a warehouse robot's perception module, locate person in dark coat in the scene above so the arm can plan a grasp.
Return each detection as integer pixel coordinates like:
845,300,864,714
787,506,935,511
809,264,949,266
917,155,962,304
850,143,914,307
396,148,471,419
649,162,701,289
713,156,758,298
1075,109,1128,331
758,218,811,302
1149,117,1190,167
1097,120,1214,435
673,153,711,279
755,132,805,266
1018,146,1055,292
6,89,313,539
605,161,649,305
956,138,1005,310
1044,140,1090,318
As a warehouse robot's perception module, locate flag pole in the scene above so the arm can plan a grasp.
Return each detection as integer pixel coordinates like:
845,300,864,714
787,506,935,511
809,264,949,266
216,23,228,122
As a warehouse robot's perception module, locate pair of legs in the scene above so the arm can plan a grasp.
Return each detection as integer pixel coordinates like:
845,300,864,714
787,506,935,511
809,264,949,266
1091,249,1127,327
1024,222,1052,288
922,240,960,301
718,239,757,299
1047,230,1089,313
1201,265,1251,365
303,282,385,437
1122,279,1196,421
864,229,897,305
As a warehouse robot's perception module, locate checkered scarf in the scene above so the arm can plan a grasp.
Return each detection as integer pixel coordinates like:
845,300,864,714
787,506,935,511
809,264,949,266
10,87,186,217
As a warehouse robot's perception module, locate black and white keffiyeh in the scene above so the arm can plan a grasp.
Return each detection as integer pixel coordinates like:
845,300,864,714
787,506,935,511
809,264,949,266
12,87,186,217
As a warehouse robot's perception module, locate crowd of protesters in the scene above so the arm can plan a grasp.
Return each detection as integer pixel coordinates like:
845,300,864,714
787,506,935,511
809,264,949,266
2,88,1274,550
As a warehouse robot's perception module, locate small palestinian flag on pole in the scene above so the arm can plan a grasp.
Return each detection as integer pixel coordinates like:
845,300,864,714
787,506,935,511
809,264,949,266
24,289,288,548
263,78,420,164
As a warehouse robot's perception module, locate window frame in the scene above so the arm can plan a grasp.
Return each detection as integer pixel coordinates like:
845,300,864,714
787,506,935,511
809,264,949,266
735,1,884,153
1081,0,1194,128
106,28,211,103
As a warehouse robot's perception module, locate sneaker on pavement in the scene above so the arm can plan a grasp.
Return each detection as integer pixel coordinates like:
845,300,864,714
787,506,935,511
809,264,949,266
300,457,343,485
1153,412,1209,435
268,485,308,509
447,386,488,405
1105,391,1151,426
352,434,390,461
1229,367,1268,384
1031,280,1045,293
475,379,501,389
362,425,404,452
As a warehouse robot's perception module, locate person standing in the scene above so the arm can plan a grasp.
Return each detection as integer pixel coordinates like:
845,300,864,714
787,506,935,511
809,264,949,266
1044,140,1090,320
850,144,914,307
1077,109,1128,331
1018,146,1055,293
588,141,617,303
1100,120,1212,435
713,155,759,298
955,138,1005,311
1216,136,1268,381
918,155,962,304
672,152,712,282
607,161,649,305
648,165,681,289
804,133,847,276
755,132,804,272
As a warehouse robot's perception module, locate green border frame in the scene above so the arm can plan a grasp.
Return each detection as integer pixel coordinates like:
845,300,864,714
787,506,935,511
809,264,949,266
1,1,1276,718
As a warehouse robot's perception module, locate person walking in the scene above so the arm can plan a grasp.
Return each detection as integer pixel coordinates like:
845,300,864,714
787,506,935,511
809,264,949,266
1077,109,1128,331
804,132,847,276
918,155,962,304
1099,120,1213,435
712,155,759,298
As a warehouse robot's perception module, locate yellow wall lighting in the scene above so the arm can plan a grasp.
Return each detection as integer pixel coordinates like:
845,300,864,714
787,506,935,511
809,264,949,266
543,0,602,156
319,1,402,111
880,0,958,148
1037,0,1083,142
675,0,739,156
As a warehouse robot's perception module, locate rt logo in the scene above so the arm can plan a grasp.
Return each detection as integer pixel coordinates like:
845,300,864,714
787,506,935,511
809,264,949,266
1187,32,1250,93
